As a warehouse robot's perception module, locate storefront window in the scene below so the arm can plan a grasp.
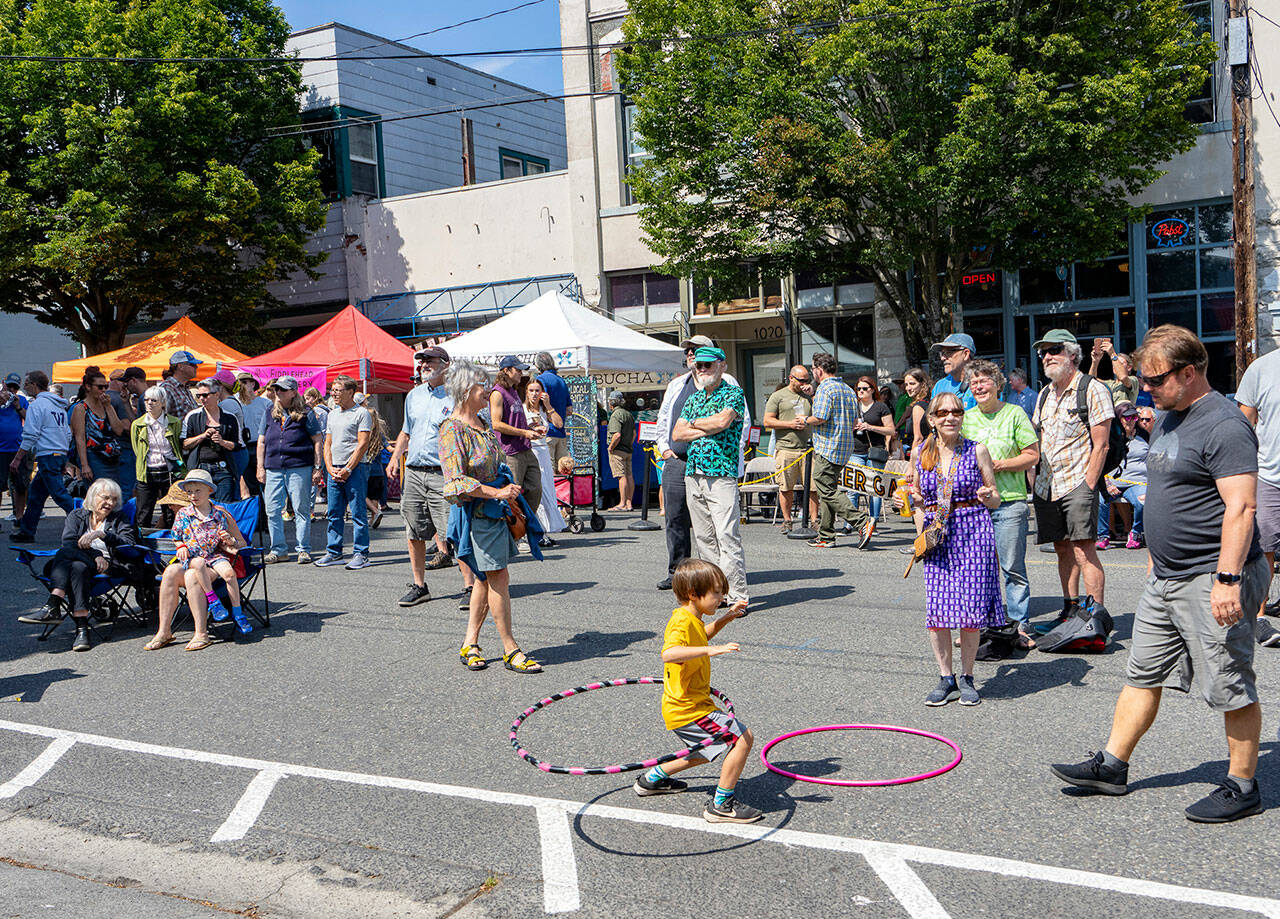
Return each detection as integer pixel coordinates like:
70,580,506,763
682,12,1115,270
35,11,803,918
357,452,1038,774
1020,231,1130,305
608,271,681,325
1145,200,1236,386
960,313,1004,362
958,270,1001,310
800,312,874,380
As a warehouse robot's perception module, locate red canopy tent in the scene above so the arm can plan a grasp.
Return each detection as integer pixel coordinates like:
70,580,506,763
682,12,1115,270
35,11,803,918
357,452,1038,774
232,305,416,394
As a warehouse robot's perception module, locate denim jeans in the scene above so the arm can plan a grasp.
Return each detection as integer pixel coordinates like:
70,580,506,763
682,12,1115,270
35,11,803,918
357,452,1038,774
265,466,313,555
85,452,123,490
1097,483,1146,540
17,452,75,536
326,464,370,557
990,500,1031,625
196,461,236,503
848,453,885,520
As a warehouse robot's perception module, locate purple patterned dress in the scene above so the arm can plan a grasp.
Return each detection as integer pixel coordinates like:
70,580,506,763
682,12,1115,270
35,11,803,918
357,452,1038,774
916,438,1005,629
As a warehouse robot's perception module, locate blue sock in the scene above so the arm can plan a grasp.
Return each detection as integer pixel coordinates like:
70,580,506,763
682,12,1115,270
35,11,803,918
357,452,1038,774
206,592,229,621
643,764,670,784
713,785,734,808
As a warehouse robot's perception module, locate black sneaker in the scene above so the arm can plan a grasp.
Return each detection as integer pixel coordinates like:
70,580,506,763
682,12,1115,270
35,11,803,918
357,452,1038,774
399,584,431,607
1035,602,1079,635
633,774,689,796
1049,751,1129,795
656,577,673,591
10,530,34,543
19,596,64,625
1185,779,1263,823
924,675,959,706
71,623,91,652
539,537,558,549
426,551,454,571
458,586,473,610
703,798,763,824
957,674,981,706
1255,619,1280,648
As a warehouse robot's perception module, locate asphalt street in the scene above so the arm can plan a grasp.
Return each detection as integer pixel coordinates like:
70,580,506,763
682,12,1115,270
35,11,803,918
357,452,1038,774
2,501,1280,918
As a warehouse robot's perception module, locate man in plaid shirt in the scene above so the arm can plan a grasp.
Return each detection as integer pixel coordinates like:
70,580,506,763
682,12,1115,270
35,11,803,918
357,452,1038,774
804,352,872,549
1031,329,1115,632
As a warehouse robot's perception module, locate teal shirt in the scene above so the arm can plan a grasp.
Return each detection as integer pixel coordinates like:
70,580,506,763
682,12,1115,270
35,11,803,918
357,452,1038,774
680,382,745,477
961,402,1038,501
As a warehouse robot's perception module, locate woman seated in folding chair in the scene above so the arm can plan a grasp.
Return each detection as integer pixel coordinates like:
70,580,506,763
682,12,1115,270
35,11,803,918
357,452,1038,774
17,478,136,652
144,468,252,652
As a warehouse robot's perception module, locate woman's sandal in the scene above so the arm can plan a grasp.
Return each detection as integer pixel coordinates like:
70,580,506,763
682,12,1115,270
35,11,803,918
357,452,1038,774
502,648,543,674
143,635,176,651
459,644,487,671
184,636,213,652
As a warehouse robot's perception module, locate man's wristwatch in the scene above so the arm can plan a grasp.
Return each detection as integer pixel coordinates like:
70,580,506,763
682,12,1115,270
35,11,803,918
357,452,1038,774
1216,572,1242,585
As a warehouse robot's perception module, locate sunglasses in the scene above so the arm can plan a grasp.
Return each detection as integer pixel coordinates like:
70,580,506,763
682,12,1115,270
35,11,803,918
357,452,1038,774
694,361,717,371
855,386,872,391
1038,345,1066,358
89,383,107,389
195,392,211,398
790,376,810,383
933,408,964,418
1138,365,1187,388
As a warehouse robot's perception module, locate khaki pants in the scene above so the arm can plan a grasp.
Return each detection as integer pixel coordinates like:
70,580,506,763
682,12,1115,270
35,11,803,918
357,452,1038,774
507,449,543,512
547,436,570,471
813,453,867,539
686,473,748,603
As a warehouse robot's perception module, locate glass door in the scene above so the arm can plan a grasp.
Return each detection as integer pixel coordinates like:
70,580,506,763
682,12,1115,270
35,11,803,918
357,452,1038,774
740,346,787,444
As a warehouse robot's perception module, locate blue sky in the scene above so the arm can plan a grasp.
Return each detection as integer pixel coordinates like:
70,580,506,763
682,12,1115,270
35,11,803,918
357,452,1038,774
274,0,566,95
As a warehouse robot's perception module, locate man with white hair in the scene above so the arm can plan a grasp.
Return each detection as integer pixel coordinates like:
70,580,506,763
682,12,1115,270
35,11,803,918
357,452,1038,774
1031,329,1115,633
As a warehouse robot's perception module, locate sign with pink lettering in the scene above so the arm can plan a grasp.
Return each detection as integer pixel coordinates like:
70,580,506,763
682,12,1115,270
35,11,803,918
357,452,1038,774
230,365,328,393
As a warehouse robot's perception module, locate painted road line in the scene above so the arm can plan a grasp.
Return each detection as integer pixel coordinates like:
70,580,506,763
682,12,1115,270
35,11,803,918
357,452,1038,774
536,804,581,914
211,768,287,843
863,847,950,919
0,736,75,799
1,719,1278,918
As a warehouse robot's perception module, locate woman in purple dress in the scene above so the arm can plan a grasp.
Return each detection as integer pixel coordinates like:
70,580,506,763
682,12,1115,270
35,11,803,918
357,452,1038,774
908,392,1003,707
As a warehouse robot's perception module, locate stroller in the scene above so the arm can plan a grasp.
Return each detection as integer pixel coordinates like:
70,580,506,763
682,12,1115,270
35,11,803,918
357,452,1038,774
555,465,605,534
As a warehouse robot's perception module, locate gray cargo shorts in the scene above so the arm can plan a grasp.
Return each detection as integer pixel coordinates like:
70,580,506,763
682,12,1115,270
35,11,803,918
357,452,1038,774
402,465,450,542
1125,553,1271,711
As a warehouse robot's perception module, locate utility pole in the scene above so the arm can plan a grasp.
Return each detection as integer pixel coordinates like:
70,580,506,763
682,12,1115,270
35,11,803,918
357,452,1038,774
1229,0,1256,381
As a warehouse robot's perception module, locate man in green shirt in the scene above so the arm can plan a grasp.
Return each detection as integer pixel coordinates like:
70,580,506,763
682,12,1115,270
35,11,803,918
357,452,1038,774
963,360,1041,643
763,366,817,533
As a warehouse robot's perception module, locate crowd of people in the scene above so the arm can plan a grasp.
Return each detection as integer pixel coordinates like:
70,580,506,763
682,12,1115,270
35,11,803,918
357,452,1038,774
5,319,1279,824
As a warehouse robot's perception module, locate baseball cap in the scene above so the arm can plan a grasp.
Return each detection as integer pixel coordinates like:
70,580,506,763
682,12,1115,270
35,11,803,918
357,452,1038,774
235,370,257,383
679,334,714,351
169,350,203,366
499,356,530,371
414,346,450,362
4,373,20,386
206,369,237,389
1114,400,1139,418
1032,329,1078,350
931,333,977,353
120,366,147,383
271,375,299,391
693,346,726,362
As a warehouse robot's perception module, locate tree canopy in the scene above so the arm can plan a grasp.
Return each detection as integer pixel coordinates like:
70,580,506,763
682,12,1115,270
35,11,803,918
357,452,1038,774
0,0,326,354
618,0,1215,361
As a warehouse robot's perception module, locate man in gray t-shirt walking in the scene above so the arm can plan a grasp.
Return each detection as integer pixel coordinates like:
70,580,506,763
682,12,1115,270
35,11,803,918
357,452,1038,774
315,374,373,570
1235,346,1280,647
1051,326,1268,823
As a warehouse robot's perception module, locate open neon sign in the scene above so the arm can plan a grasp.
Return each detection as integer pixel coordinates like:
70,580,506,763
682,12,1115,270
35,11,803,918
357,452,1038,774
1151,218,1190,248
961,272,997,286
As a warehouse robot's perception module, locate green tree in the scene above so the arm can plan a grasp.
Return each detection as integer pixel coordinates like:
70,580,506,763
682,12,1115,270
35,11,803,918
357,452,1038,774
619,0,1214,361
0,0,327,355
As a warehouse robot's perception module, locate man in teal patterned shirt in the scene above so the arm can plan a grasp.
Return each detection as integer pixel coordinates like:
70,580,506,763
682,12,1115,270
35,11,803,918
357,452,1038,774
673,347,748,606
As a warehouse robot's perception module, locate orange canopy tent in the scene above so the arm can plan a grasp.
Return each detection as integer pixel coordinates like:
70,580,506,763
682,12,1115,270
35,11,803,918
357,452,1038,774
233,305,415,394
51,317,248,384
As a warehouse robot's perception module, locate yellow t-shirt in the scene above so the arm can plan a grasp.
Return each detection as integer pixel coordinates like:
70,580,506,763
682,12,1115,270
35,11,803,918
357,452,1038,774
661,606,717,729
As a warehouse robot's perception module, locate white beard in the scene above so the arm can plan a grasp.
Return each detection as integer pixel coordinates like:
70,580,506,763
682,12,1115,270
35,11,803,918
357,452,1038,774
1044,362,1075,384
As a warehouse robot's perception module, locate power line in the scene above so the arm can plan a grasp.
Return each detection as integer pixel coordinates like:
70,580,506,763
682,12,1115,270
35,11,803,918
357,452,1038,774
0,0,1005,66
340,0,551,58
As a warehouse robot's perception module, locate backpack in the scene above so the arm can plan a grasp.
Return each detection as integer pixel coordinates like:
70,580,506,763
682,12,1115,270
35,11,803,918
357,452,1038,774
1037,598,1114,653
1035,373,1127,476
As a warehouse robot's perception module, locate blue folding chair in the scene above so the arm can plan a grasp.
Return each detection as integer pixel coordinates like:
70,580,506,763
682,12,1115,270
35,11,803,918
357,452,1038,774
10,498,145,642
140,496,270,635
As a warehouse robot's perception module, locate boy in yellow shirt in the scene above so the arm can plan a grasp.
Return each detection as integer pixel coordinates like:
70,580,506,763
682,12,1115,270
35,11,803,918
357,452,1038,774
633,558,762,824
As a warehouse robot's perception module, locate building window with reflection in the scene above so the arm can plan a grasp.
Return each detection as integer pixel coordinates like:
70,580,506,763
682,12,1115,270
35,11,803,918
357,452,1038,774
608,271,681,326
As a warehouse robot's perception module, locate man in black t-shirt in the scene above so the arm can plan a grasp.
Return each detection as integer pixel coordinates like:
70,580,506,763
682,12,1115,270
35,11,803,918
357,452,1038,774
1051,326,1268,824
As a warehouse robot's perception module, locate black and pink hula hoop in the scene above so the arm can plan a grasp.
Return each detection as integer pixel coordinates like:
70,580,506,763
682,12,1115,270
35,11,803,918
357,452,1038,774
510,677,736,775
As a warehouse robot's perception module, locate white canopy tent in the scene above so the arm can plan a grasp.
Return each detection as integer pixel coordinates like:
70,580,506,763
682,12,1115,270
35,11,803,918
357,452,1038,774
441,290,686,378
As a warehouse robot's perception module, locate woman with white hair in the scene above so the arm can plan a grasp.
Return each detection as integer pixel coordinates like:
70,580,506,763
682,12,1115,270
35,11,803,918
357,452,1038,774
16,477,136,652
130,385,185,529
440,359,543,674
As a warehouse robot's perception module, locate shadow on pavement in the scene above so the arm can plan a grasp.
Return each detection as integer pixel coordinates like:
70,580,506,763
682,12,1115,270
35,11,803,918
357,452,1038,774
750,583,854,611
509,581,597,600
748,568,843,584
0,667,85,703
980,657,1093,699
531,629,657,666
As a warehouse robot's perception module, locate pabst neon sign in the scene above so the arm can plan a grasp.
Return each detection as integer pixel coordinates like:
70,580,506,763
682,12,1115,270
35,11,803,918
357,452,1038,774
1151,217,1190,248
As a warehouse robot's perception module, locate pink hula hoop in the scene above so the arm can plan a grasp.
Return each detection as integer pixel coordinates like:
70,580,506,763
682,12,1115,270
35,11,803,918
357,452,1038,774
760,724,962,787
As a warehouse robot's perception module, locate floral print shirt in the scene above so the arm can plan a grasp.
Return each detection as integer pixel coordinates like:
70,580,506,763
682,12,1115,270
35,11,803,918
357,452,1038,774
172,504,236,558
439,416,506,503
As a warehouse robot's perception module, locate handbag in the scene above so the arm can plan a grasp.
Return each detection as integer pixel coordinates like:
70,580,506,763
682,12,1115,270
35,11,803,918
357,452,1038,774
505,496,527,540
903,450,960,578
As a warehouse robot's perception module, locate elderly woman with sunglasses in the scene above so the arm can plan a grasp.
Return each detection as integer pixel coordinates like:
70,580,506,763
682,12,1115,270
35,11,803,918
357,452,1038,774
907,392,1004,707
130,386,186,530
